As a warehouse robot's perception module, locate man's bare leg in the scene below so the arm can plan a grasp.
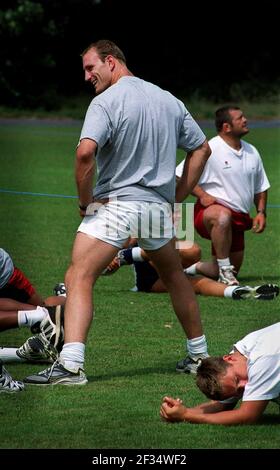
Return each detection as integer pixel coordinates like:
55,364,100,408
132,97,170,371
64,232,119,344
147,239,203,340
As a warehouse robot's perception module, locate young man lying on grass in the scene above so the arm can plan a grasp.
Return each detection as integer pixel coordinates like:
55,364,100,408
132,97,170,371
160,323,280,425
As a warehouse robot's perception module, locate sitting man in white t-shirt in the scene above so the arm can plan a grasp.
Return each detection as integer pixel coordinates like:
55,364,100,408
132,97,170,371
176,106,270,286
160,322,280,425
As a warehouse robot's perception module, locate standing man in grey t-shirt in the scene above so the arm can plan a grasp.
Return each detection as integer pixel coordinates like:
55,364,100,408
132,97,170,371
24,39,211,386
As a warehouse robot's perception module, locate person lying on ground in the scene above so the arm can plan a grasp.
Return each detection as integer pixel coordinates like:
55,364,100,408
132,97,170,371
160,323,280,425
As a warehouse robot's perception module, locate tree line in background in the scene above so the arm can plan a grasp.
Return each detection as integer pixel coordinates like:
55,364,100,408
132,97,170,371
0,0,279,110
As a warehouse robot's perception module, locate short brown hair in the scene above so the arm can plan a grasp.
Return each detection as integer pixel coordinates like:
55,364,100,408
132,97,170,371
196,356,230,400
81,39,127,64
215,106,241,132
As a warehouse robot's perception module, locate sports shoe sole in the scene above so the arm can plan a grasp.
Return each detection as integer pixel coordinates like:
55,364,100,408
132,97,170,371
16,335,58,363
41,305,64,350
234,284,279,301
0,385,25,393
16,353,54,364
52,305,62,348
254,284,279,300
24,376,88,386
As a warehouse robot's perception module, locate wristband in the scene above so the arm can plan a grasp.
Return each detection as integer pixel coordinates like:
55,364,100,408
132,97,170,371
257,209,266,216
79,204,88,211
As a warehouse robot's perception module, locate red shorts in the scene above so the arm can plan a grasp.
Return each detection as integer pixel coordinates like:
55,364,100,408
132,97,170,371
194,200,253,255
0,267,35,303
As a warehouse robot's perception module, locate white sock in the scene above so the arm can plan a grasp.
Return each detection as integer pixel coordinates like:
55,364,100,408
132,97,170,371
132,247,144,262
60,342,85,371
18,306,47,328
217,258,231,268
184,263,198,275
224,286,238,298
0,347,25,363
187,335,208,357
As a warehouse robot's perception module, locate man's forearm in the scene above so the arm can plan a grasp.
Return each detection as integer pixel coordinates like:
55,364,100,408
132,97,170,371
191,400,233,414
176,140,211,202
185,400,267,425
75,139,97,208
254,191,267,214
75,154,95,208
191,185,206,199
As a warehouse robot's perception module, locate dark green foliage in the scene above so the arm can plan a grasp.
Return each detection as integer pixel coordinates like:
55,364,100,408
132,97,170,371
0,1,279,108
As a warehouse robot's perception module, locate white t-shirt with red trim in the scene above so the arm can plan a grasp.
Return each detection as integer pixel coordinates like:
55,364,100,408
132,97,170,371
176,135,270,213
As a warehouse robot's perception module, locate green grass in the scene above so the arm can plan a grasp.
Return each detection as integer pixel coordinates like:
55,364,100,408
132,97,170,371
185,97,280,120
0,123,279,449
0,93,279,120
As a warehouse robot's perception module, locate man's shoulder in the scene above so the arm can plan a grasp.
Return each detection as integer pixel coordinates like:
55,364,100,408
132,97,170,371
241,139,260,154
93,77,163,103
208,135,222,148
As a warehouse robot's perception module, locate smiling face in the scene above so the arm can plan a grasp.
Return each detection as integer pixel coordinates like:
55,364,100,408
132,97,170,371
82,48,113,95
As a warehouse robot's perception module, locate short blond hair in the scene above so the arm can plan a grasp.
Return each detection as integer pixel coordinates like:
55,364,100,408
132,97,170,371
196,356,230,400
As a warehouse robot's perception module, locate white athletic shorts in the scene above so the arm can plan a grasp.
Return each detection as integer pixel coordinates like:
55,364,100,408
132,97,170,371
78,199,175,250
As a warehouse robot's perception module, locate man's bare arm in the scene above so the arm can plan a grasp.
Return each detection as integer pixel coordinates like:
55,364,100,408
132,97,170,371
76,138,97,212
160,396,268,425
176,140,211,203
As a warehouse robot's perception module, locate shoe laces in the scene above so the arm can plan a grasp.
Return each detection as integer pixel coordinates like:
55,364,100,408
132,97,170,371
40,360,60,380
221,265,237,279
43,360,81,378
0,365,23,390
221,265,236,273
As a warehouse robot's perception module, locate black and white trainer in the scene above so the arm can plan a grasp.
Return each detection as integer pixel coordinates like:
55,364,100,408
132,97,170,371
218,265,239,286
24,360,88,386
0,359,25,393
232,284,279,301
31,305,64,352
176,354,209,374
16,334,58,363
53,283,67,297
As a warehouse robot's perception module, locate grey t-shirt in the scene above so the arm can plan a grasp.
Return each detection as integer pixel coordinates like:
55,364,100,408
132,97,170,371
79,76,206,203
0,248,14,288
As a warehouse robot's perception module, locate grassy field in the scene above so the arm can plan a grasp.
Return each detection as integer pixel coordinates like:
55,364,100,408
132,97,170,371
0,121,279,451
0,94,279,120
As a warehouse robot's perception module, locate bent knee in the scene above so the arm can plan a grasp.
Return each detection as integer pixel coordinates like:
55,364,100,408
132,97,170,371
204,205,232,227
179,242,201,267
191,243,201,263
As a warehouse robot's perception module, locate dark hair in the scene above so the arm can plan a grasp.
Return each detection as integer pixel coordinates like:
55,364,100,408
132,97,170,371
196,356,230,400
81,39,127,64
215,106,241,132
